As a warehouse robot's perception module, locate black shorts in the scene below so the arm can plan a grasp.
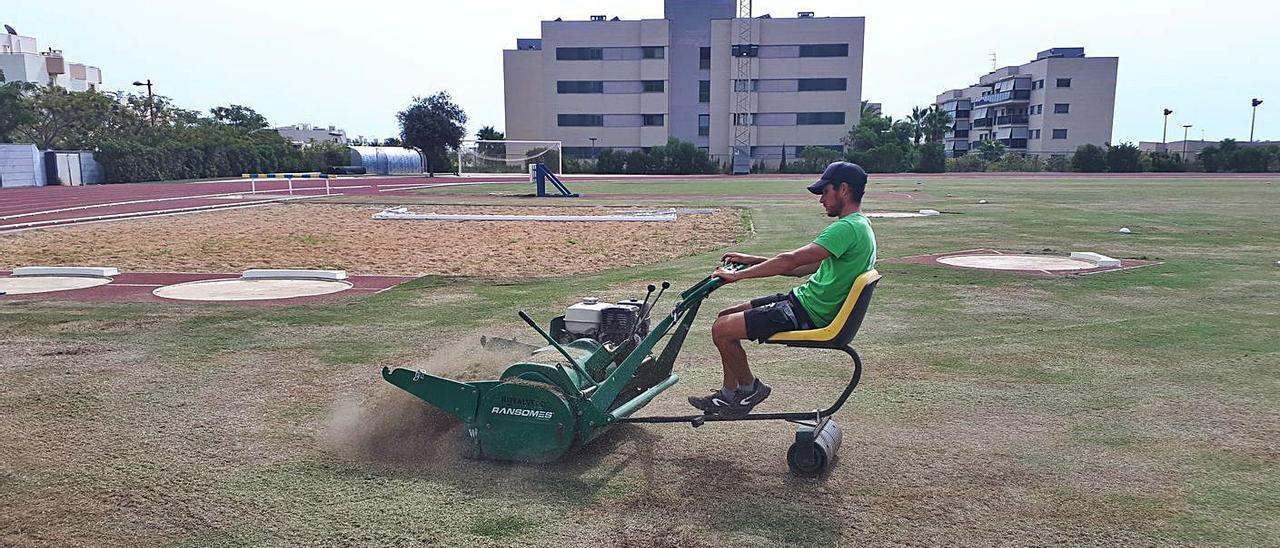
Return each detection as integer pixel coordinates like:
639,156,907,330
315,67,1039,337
743,291,815,343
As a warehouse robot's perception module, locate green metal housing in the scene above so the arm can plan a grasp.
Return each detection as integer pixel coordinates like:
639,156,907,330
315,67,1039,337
381,267,739,462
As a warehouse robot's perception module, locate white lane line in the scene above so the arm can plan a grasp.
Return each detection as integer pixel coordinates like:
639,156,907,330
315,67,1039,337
0,195,332,232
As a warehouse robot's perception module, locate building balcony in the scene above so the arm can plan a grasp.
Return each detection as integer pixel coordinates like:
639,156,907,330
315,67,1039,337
972,89,1031,106
953,110,970,119
995,115,1029,125
971,118,993,128
1000,138,1028,149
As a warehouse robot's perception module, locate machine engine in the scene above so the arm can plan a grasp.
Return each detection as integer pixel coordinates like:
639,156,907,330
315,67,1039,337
559,297,649,346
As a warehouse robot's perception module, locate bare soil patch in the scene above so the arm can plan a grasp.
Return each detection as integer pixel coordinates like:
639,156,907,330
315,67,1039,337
0,203,743,276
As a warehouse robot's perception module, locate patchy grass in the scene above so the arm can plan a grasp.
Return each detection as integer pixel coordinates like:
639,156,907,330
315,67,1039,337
1,174,1278,547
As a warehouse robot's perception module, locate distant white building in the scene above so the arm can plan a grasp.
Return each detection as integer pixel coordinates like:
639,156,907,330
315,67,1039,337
935,48,1118,157
274,123,348,146
0,29,103,91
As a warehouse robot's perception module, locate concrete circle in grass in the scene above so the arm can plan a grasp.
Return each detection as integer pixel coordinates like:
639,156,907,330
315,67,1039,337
937,255,1096,271
865,211,928,218
0,276,112,294
153,278,352,301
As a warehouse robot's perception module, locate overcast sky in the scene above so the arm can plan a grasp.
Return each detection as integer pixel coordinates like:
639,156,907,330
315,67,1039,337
9,0,1278,144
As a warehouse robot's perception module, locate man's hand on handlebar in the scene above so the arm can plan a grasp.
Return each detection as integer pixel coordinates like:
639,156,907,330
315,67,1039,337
720,252,766,266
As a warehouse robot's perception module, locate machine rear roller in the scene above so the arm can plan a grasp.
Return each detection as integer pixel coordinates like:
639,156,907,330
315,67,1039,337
786,419,843,476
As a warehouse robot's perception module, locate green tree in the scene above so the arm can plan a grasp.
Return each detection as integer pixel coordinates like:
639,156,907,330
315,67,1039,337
913,142,946,173
1071,144,1107,172
1231,146,1274,172
1198,146,1221,172
1146,150,1185,172
907,106,928,145
921,107,954,143
209,104,269,130
397,92,468,176
11,86,135,149
0,81,35,142
1105,142,1142,172
976,139,1006,162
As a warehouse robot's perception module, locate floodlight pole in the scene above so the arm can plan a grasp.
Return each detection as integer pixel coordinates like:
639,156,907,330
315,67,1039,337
1162,108,1173,151
1250,98,1263,142
1182,124,1192,163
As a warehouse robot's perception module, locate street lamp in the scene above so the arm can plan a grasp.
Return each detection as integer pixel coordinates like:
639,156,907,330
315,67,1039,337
588,137,598,159
1181,124,1192,162
1162,109,1173,151
1250,98,1263,142
132,79,154,126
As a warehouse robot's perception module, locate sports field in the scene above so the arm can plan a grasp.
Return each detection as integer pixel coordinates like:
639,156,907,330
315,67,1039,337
1,175,1276,547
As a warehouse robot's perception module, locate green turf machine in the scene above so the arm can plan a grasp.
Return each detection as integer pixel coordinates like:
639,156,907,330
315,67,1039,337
382,263,880,475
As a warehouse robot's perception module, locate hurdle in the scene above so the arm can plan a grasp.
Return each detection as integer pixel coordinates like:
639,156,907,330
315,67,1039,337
245,173,332,196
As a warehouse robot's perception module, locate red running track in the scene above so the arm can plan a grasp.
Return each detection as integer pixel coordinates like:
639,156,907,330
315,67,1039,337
0,176,523,232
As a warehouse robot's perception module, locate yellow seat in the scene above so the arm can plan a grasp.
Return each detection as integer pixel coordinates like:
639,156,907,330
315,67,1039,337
766,269,881,349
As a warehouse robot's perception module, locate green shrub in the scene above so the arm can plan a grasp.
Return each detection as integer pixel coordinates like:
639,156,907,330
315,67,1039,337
912,142,946,173
1043,155,1073,172
945,154,987,172
1105,142,1143,172
1071,144,1107,172
783,146,843,173
988,152,1043,172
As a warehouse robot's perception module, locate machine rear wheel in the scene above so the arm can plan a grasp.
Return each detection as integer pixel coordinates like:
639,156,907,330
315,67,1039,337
786,441,829,476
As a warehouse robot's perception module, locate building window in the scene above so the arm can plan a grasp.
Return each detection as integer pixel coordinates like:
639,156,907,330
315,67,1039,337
797,78,847,91
796,112,846,125
731,44,758,57
641,46,665,59
698,114,710,136
642,80,665,93
558,114,604,127
798,43,849,57
955,109,970,119
556,47,603,60
1032,79,1044,90
557,80,604,94
1056,78,1072,88
1054,103,1070,114
733,79,759,92
699,47,711,69
733,113,754,126
1052,129,1068,139
642,114,665,126
954,129,970,138
1032,129,1041,139
698,80,710,103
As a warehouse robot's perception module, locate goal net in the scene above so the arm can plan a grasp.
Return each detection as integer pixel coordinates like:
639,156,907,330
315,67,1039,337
456,140,562,177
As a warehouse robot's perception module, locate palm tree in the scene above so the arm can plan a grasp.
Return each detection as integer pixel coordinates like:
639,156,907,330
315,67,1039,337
907,106,928,145
922,107,955,143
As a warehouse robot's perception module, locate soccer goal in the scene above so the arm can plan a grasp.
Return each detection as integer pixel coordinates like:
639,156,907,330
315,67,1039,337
456,140,562,177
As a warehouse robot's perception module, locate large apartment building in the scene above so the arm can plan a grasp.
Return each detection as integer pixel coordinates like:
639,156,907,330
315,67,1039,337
503,1,864,168
0,30,102,92
935,48,1117,157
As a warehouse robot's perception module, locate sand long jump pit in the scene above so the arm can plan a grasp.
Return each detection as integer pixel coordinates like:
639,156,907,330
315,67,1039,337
0,203,744,278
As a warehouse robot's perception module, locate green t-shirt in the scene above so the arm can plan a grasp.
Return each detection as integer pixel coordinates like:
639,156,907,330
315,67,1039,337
792,213,877,327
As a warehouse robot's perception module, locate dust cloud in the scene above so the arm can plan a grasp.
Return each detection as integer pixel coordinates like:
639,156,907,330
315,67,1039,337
321,335,538,467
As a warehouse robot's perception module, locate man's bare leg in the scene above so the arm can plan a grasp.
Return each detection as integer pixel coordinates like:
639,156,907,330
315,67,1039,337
711,311,754,389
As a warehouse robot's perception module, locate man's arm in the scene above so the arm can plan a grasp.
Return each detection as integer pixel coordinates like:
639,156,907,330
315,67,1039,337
714,243,830,283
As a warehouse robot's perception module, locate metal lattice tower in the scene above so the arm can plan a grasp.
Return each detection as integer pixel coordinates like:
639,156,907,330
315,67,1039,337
732,0,754,174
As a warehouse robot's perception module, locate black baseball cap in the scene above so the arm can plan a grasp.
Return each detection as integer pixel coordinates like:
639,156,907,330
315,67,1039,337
807,161,868,194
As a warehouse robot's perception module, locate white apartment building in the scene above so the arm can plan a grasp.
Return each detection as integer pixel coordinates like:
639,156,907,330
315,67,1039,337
0,30,102,92
274,124,348,146
935,48,1117,157
503,1,863,167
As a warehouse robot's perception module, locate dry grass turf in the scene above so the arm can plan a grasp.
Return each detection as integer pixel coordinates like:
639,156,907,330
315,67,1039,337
0,174,1277,547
